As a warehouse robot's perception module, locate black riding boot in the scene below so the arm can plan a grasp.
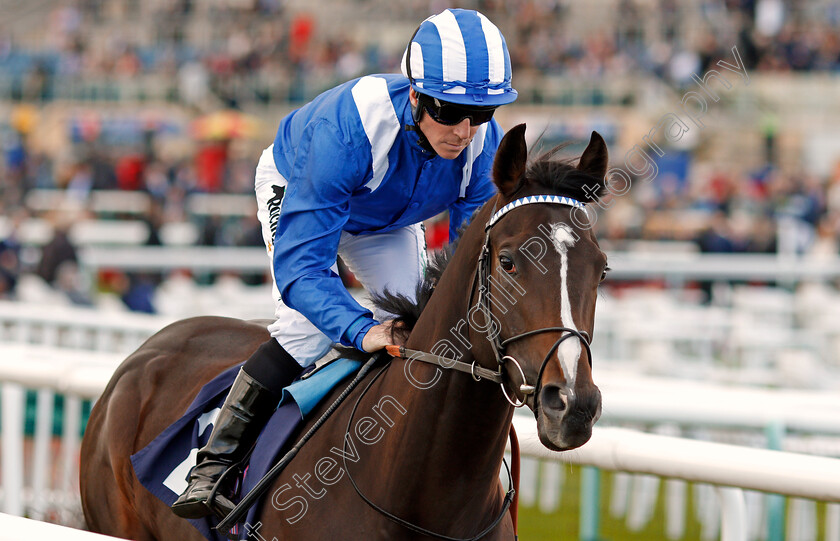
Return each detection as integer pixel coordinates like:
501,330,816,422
171,339,303,519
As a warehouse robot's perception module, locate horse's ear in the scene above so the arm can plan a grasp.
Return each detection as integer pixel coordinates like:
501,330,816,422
492,123,528,197
577,131,609,180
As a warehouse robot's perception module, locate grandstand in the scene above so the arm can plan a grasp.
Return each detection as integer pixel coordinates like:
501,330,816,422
2,1,840,540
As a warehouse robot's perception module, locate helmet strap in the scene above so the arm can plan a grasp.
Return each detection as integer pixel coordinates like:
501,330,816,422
405,120,436,155
406,92,437,155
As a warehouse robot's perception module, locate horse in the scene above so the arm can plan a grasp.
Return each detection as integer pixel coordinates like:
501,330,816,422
80,123,609,541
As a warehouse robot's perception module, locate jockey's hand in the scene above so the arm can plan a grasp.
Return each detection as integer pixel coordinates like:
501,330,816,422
361,320,407,352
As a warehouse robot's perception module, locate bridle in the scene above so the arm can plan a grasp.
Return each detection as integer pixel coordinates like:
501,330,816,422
353,193,597,541
389,193,595,408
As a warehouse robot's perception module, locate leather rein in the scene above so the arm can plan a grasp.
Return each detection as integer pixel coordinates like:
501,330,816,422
368,194,594,540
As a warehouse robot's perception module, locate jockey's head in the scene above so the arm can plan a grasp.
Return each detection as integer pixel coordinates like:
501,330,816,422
402,8,518,159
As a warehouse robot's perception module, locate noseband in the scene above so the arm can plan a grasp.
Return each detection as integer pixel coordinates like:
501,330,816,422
389,194,595,408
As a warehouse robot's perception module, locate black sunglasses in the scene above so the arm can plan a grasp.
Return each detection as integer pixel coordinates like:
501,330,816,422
418,94,497,126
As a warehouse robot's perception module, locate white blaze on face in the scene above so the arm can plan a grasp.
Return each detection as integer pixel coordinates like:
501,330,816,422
549,223,581,392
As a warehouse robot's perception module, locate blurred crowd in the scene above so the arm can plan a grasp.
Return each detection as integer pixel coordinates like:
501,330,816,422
2,0,840,312
2,0,840,106
3,123,837,312
0,106,267,310
600,161,840,256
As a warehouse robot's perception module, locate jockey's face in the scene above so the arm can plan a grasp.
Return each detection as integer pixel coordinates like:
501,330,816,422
410,89,482,160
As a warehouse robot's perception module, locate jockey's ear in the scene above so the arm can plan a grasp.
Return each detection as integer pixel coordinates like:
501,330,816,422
577,131,609,182
492,123,527,197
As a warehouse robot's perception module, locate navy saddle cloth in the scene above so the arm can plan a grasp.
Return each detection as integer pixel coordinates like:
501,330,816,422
130,357,362,541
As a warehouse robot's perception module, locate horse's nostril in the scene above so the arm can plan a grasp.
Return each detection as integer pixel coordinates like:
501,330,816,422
540,385,567,412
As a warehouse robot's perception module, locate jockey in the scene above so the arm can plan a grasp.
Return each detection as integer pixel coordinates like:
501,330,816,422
172,8,518,519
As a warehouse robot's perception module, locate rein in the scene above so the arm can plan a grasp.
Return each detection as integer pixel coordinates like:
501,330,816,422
388,327,592,408
363,194,594,540
341,360,517,541
385,344,504,383
216,353,385,536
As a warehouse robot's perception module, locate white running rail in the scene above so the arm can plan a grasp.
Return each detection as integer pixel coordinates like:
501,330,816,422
0,513,128,541
514,417,840,541
2,300,840,540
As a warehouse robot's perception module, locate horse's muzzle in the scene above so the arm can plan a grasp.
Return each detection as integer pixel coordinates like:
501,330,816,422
535,382,601,451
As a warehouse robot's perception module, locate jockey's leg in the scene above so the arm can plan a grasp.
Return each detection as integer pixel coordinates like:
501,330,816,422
173,146,334,519
171,300,333,520
173,149,426,519
337,223,427,319
171,339,302,519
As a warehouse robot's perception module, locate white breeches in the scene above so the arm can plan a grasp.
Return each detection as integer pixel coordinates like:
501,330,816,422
254,145,427,367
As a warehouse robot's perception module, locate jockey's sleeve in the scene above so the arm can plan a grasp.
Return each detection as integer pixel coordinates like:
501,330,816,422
272,118,376,347
344,316,378,351
447,123,503,241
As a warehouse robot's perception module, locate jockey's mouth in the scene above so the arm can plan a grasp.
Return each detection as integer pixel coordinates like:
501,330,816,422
445,138,473,149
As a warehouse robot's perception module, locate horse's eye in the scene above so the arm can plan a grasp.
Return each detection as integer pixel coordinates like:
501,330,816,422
600,266,611,282
499,255,516,274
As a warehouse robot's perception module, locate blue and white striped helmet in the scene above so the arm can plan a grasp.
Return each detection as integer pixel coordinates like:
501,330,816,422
401,9,517,107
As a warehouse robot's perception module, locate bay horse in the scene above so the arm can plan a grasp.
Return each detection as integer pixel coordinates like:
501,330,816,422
80,124,609,540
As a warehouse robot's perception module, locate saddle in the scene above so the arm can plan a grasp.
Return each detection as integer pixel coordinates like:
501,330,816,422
131,348,375,541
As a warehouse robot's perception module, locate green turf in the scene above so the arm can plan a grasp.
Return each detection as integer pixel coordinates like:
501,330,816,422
517,466,705,540
515,464,827,541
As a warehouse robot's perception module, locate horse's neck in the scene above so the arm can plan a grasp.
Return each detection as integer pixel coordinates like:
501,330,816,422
383,210,513,514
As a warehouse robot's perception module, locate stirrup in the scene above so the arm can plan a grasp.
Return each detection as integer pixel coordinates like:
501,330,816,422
206,494,237,521
205,462,244,519
172,461,242,520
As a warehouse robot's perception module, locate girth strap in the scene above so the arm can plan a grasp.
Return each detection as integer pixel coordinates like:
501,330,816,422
385,345,505,384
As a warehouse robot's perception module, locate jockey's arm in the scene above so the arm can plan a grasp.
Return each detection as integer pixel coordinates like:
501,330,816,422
273,120,379,352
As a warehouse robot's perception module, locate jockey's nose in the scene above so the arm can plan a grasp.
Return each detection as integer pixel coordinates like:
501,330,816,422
453,118,471,139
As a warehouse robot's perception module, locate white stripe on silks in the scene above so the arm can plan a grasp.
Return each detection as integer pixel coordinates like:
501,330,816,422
197,407,220,435
550,222,582,391
409,42,425,89
431,10,467,94
351,76,401,192
477,12,505,94
459,123,488,197
415,222,428,278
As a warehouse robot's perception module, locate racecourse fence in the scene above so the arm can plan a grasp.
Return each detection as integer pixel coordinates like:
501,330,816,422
0,301,167,527
560,372,840,541
512,418,840,541
0,513,129,540
1,301,840,540
0,301,172,354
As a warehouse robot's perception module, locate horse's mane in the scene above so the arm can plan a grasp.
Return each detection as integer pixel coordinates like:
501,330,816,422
519,143,608,202
369,223,462,340
371,144,607,337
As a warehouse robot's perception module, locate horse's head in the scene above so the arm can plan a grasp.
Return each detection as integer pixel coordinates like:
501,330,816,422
478,124,608,451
